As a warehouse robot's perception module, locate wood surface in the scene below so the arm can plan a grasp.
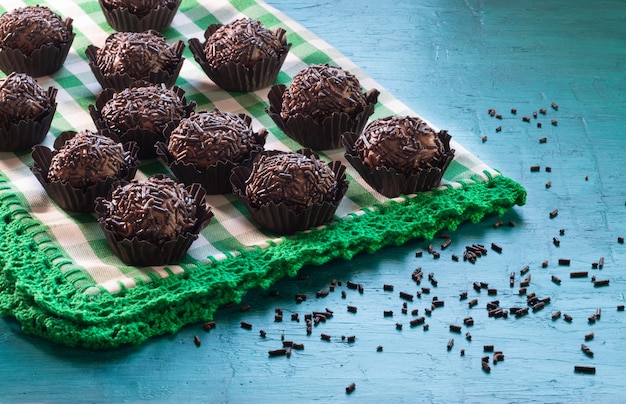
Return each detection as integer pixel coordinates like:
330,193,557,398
2,0,626,402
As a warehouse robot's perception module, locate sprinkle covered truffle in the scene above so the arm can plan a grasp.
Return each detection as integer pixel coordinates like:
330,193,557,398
204,18,284,69
354,116,448,176
94,30,181,79
0,6,73,55
0,72,52,130
47,130,134,188
99,83,189,134
280,64,369,122
245,151,340,213
98,175,198,245
167,109,260,169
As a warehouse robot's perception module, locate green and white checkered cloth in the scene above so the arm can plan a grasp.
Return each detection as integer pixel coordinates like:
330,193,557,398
0,0,525,348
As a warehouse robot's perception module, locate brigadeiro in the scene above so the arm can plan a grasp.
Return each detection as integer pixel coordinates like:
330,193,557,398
188,17,291,92
155,108,267,194
230,149,348,235
0,72,57,152
94,174,213,266
343,115,455,198
85,30,185,91
267,64,379,150
31,129,140,212
0,6,75,77
98,0,182,32
89,81,195,159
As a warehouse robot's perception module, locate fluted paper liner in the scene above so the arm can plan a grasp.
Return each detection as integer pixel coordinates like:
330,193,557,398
94,177,214,266
85,39,185,92
31,131,140,213
230,149,349,235
188,24,291,92
155,116,267,194
342,130,455,198
0,18,74,77
0,86,57,152
89,82,195,159
266,84,379,150
98,0,181,32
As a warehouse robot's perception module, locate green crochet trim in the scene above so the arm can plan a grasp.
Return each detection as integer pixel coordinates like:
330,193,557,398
0,174,525,349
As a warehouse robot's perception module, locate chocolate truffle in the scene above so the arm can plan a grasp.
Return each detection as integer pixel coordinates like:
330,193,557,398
245,151,340,213
280,64,368,123
98,175,198,245
86,30,184,90
98,83,190,135
354,116,448,176
204,18,284,70
47,130,135,188
101,0,178,19
0,6,74,77
95,31,180,78
0,6,72,55
343,115,455,198
188,18,290,91
266,64,378,149
0,72,52,130
167,109,263,169
230,149,348,234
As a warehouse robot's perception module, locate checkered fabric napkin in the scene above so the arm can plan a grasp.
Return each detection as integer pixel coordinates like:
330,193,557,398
0,0,525,347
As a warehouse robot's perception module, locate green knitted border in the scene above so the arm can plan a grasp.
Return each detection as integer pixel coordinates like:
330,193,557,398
0,173,525,348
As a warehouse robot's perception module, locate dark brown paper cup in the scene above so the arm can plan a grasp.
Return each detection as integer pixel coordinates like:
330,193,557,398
155,125,266,194
266,85,379,150
98,0,181,32
31,131,140,213
230,149,348,235
0,87,57,152
85,39,185,92
94,179,213,266
89,82,195,159
188,24,291,92
342,130,455,198
0,18,74,77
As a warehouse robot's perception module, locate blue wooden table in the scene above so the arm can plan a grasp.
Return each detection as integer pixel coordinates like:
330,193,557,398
2,0,626,402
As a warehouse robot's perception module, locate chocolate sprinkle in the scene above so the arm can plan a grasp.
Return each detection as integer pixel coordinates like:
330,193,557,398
100,84,188,134
0,72,51,129
245,151,339,213
280,64,368,122
354,116,447,176
101,0,178,18
167,108,258,169
99,175,197,245
47,130,132,188
95,31,180,78
0,6,72,55
204,18,284,69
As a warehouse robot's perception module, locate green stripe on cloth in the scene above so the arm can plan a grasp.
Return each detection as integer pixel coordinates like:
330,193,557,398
0,0,526,348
